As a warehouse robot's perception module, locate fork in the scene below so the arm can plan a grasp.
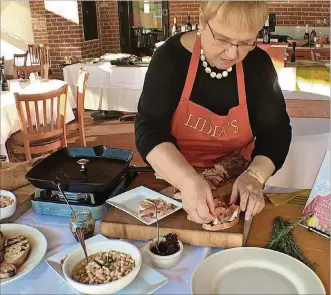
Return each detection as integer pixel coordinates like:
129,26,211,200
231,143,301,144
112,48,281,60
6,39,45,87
145,199,161,254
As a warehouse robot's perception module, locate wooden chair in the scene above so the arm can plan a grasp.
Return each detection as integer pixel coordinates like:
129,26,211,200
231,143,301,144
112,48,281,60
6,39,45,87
66,68,88,146
6,85,68,162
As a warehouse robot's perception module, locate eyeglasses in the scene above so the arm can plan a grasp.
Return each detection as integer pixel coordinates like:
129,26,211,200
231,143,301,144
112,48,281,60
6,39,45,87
207,22,257,53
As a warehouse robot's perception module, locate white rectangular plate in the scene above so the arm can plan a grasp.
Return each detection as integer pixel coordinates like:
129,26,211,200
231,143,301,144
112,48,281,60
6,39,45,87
46,234,169,295
106,186,182,225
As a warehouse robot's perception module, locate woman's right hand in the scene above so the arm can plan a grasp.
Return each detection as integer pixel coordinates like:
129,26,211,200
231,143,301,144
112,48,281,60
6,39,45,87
179,174,216,224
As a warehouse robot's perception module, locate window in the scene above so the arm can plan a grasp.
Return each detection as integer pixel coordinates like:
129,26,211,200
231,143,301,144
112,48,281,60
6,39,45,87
82,1,98,41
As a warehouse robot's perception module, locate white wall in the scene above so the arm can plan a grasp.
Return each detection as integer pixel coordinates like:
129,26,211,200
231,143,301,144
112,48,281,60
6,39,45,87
1,1,34,75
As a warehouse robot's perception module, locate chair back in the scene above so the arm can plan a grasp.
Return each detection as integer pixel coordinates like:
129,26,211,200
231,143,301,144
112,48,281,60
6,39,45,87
77,68,88,114
40,45,50,66
28,44,41,65
76,68,88,146
13,52,28,67
14,85,68,144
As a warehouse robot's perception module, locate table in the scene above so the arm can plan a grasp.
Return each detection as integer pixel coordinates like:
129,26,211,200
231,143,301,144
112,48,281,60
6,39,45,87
2,182,329,294
65,61,330,114
1,208,222,295
0,80,75,160
63,63,148,112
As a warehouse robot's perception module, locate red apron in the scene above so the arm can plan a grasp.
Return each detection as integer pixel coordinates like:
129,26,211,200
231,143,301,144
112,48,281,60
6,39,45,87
171,36,254,168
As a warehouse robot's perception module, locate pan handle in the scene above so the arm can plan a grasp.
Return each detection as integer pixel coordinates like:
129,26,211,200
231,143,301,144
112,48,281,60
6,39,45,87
127,166,154,173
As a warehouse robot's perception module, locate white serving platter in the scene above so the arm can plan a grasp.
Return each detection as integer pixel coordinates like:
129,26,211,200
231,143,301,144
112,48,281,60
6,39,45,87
106,186,182,225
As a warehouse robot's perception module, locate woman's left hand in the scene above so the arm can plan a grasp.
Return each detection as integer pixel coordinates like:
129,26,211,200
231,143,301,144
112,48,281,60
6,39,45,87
229,172,265,220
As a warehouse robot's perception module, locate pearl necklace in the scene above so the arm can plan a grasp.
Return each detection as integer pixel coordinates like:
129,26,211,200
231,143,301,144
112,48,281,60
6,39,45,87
200,48,232,79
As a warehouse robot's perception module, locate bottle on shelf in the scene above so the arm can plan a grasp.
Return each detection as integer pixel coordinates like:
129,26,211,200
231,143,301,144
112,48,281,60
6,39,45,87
262,16,270,44
290,41,297,63
185,13,192,32
195,23,199,31
172,17,178,36
304,24,309,40
310,25,317,48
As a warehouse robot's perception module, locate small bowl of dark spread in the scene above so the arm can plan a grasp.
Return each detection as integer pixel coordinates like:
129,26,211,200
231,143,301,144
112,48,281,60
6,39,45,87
146,233,183,269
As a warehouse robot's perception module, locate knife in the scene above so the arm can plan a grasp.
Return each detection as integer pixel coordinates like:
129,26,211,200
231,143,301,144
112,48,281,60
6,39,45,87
242,217,253,246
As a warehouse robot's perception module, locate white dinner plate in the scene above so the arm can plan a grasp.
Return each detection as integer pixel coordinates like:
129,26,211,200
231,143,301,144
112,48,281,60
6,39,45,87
191,247,325,295
107,186,182,225
46,234,169,294
0,223,48,286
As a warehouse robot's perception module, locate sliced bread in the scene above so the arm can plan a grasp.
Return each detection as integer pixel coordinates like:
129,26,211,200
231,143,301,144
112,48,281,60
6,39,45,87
4,235,30,268
0,262,16,279
0,231,4,250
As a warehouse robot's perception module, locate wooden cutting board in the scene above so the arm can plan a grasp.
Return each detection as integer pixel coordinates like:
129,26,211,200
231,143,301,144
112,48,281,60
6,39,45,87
101,172,244,248
0,184,34,223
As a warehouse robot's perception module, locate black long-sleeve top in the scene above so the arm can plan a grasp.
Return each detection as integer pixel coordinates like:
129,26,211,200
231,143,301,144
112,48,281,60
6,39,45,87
134,33,292,172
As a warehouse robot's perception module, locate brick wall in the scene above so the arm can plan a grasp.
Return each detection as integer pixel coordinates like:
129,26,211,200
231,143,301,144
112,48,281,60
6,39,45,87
29,1,49,45
30,0,120,79
30,0,329,79
169,1,200,28
169,0,330,28
98,1,121,53
268,1,330,25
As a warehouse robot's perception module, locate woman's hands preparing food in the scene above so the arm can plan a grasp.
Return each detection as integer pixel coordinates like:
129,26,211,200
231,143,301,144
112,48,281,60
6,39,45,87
179,174,215,224
230,171,265,221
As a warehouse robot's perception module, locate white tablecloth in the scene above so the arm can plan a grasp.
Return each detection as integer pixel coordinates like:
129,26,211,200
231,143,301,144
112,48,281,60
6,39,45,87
1,209,222,295
64,63,330,113
63,63,148,112
266,116,330,189
0,80,75,160
8,79,76,108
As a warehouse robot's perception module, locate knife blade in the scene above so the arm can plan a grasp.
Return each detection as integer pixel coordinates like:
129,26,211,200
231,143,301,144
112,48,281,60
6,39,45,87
242,217,253,246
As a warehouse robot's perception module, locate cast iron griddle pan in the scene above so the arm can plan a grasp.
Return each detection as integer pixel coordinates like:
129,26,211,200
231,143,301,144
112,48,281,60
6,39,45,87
26,145,153,194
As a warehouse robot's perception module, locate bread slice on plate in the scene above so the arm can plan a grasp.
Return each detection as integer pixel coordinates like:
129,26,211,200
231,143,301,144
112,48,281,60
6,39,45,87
0,231,4,250
0,231,4,264
5,235,28,247
0,262,16,279
4,235,31,268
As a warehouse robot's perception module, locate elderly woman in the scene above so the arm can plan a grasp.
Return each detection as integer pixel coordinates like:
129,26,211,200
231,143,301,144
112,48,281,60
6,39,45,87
135,1,292,224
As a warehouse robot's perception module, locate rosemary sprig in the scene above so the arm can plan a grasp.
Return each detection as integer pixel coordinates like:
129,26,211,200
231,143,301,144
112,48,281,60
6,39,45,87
265,216,316,270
